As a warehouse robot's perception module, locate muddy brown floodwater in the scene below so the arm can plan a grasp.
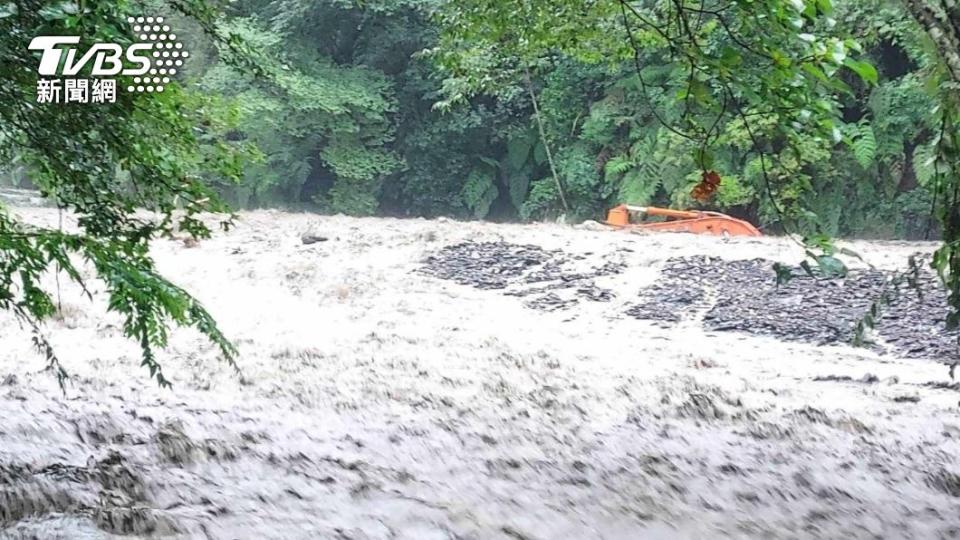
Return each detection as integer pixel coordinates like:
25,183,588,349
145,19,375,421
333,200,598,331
2,208,960,539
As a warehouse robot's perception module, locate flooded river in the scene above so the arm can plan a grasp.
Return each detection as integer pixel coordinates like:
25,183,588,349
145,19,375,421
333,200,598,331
2,208,959,539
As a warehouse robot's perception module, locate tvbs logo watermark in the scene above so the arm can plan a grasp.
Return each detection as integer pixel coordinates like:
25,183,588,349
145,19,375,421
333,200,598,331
29,16,189,105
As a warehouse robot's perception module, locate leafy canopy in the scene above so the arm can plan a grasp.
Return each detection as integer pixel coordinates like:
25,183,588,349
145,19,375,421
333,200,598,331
0,0,245,387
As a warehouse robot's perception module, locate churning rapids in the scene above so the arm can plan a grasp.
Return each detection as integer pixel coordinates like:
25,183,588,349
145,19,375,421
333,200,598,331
1,207,960,539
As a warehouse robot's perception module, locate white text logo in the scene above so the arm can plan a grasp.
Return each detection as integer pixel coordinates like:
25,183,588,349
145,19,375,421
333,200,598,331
30,16,189,104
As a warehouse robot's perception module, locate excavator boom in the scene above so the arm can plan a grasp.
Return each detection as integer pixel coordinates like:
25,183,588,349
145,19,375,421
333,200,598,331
605,205,762,237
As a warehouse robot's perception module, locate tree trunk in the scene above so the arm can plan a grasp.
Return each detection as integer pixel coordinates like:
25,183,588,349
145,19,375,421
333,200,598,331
902,1,960,330
902,0,960,82
523,65,570,214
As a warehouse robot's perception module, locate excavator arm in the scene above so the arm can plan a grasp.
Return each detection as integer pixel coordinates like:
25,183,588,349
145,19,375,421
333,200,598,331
605,205,762,237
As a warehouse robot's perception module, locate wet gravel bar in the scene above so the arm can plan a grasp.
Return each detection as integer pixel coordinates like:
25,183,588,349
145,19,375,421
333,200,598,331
629,256,956,361
423,242,957,361
421,241,623,311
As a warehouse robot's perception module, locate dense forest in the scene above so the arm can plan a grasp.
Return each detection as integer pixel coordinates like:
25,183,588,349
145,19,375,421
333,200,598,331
0,0,945,239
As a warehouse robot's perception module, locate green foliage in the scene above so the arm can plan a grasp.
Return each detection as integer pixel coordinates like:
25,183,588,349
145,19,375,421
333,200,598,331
436,0,881,234
428,0,960,340
503,131,538,211
608,136,662,207
178,0,949,248
0,0,243,387
713,175,757,208
321,139,402,215
198,9,401,213
461,167,498,219
912,141,940,186
521,176,561,221
556,143,605,220
848,121,878,169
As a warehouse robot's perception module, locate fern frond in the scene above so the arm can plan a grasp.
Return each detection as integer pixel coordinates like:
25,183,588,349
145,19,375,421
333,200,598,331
912,141,940,186
618,169,660,205
604,155,633,177
852,122,877,169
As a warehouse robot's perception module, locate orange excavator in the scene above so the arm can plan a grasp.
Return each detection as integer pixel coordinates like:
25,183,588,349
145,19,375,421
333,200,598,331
605,205,762,237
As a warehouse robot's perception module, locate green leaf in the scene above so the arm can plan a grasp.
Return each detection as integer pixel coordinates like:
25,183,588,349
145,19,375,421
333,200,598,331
689,80,711,105
604,155,632,177
816,255,848,277
0,2,17,17
477,156,500,171
851,122,877,168
533,141,547,165
843,58,878,85
618,169,660,206
38,1,76,20
772,50,792,67
508,172,530,212
461,167,499,219
720,47,742,68
802,63,829,83
506,134,533,171
695,148,715,170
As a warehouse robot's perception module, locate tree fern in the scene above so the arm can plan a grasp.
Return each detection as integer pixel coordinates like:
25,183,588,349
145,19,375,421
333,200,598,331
604,136,663,205
603,155,633,178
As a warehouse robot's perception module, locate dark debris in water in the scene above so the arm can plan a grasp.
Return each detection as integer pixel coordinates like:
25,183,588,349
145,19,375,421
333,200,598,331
919,381,960,392
421,241,624,311
927,469,960,497
421,241,554,291
626,256,957,361
0,416,249,536
0,450,178,536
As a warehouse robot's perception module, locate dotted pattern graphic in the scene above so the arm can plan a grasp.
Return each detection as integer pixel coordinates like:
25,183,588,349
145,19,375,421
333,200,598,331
125,16,189,93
